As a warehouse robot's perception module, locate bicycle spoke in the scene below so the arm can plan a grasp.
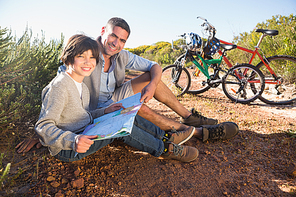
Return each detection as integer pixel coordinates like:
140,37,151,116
256,55,296,105
162,64,191,96
222,64,265,104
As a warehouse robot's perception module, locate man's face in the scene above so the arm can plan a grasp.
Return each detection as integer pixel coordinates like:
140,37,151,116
101,26,129,58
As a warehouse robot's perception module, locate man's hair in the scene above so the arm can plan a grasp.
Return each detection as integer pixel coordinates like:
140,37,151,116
106,17,131,37
60,34,100,66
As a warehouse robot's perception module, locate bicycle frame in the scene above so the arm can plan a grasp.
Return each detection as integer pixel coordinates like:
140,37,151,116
219,37,278,85
196,16,278,85
184,50,223,79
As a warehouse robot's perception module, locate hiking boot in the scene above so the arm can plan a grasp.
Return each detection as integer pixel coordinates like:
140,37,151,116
202,122,239,142
163,126,195,145
180,108,218,127
161,143,199,162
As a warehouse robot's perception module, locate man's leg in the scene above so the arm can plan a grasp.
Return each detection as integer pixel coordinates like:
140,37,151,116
131,72,217,128
113,75,190,131
137,105,188,131
113,74,238,142
131,72,191,119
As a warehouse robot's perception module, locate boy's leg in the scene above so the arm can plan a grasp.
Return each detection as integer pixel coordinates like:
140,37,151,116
119,115,165,157
54,138,114,162
119,115,199,162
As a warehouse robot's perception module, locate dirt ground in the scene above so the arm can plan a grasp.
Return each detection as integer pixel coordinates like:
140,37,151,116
1,72,296,197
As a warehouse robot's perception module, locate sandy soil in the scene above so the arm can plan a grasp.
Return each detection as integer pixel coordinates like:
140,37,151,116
1,72,296,197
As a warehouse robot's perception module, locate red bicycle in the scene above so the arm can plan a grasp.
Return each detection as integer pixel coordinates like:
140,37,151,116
188,17,296,105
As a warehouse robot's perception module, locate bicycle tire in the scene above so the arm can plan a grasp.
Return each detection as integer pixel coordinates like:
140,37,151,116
174,53,215,94
162,64,191,96
186,65,214,94
255,55,296,105
222,64,265,104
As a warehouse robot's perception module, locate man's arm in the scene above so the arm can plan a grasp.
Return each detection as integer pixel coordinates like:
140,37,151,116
123,50,162,102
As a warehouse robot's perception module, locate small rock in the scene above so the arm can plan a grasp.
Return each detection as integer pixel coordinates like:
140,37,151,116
74,169,80,177
72,178,84,188
287,163,296,177
62,178,68,184
51,181,61,188
55,190,64,197
47,176,55,182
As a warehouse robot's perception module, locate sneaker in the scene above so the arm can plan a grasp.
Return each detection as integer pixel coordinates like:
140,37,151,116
161,143,199,162
164,126,195,145
180,108,218,127
202,122,239,142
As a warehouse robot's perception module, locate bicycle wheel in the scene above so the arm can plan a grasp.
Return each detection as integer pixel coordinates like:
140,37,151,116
256,55,296,105
222,64,265,104
175,53,216,94
186,65,214,94
162,64,191,96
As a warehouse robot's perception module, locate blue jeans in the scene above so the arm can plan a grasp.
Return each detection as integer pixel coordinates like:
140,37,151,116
54,115,165,162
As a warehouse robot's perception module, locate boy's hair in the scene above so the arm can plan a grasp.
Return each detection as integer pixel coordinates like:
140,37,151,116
106,17,131,38
60,34,100,66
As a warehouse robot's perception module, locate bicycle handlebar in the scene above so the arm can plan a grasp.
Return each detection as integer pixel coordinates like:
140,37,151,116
197,16,216,36
178,33,186,38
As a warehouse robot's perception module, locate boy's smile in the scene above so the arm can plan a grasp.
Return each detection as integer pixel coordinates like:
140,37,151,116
67,49,96,83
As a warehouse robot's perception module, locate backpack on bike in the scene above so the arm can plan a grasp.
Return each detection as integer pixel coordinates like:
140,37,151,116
203,37,220,55
186,32,202,51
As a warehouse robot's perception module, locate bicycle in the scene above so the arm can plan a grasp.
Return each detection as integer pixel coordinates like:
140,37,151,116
187,17,296,105
219,35,296,105
162,18,265,104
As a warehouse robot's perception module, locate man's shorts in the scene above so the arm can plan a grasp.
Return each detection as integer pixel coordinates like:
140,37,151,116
111,80,135,102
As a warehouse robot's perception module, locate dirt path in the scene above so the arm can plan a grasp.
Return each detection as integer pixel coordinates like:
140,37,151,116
2,78,296,197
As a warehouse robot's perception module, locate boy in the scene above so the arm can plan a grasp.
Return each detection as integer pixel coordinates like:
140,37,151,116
35,34,199,162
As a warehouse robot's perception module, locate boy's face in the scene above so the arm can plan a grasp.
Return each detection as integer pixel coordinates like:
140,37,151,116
101,26,129,58
67,49,96,82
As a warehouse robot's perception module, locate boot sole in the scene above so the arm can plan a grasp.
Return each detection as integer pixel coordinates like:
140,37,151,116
178,127,195,145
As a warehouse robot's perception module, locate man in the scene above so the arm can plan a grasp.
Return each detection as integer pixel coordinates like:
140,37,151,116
16,17,238,154
82,17,238,141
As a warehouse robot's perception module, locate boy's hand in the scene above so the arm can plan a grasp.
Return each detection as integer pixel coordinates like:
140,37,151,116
75,135,97,153
15,137,42,153
104,103,125,114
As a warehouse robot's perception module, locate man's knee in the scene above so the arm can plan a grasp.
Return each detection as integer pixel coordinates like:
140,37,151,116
138,104,153,115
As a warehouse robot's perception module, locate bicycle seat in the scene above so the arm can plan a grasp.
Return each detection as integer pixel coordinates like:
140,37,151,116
220,44,237,51
255,29,279,36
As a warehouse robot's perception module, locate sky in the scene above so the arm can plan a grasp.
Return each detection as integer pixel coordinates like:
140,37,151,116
0,0,295,48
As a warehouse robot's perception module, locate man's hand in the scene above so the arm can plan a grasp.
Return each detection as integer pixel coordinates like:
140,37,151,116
140,82,157,103
75,135,98,153
104,103,125,114
15,138,42,153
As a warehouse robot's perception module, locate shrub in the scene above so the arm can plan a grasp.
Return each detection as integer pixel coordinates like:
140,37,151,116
0,27,64,134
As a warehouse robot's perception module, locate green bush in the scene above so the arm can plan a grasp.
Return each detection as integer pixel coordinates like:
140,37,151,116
0,27,64,133
125,40,185,67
